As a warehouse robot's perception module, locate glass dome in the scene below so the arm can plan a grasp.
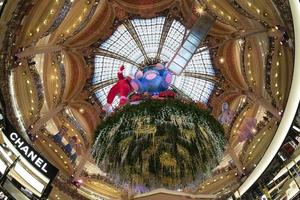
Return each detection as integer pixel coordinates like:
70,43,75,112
92,16,216,106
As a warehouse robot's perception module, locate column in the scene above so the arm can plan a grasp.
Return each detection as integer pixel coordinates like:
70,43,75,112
74,148,91,178
226,145,244,175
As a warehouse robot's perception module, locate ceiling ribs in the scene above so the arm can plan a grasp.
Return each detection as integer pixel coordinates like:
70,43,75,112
92,48,140,67
123,19,151,64
156,15,174,60
182,71,218,84
90,78,118,92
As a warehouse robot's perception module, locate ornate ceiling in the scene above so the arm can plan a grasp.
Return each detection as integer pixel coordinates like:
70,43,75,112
92,16,216,107
0,0,295,199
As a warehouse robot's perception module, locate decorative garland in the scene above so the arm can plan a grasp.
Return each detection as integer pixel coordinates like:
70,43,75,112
92,99,226,189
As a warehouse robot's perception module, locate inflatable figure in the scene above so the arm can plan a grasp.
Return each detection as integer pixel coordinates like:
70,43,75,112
105,65,132,110
218,102,234,125
238,117,257,142
130,63,172,95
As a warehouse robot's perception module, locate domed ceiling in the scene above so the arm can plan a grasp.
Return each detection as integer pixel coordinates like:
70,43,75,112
92,16,216,107
0,0,296,199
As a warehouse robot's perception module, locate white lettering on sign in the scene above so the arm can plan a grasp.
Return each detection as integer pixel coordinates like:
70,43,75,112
10,132,18,141
9,132,48,173
28,151,38,162
20,145,29,155
41,163,48,173
35,157,43,168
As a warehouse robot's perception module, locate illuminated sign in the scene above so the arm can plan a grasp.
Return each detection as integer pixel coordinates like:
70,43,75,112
0,91,56,199
1,129,58,180
9,132,48,173
0,103,58,181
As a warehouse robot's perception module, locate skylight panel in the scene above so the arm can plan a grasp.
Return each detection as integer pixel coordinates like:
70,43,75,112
92,17,216,104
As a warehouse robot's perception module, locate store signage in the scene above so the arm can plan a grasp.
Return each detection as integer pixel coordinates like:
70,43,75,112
2,129,58,180
0,108,58,181
9,132,48,173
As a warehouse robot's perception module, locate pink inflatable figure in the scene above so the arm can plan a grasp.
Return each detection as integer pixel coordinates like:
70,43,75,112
238,117,257,142
218,102,235,125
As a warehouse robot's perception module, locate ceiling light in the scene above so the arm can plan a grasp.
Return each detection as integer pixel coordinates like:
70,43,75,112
293,125,300,132
79,108,85,113
195,6,204,15
219,57,224,64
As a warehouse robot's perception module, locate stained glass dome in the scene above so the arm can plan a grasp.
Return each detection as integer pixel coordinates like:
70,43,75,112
92,16,216,106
